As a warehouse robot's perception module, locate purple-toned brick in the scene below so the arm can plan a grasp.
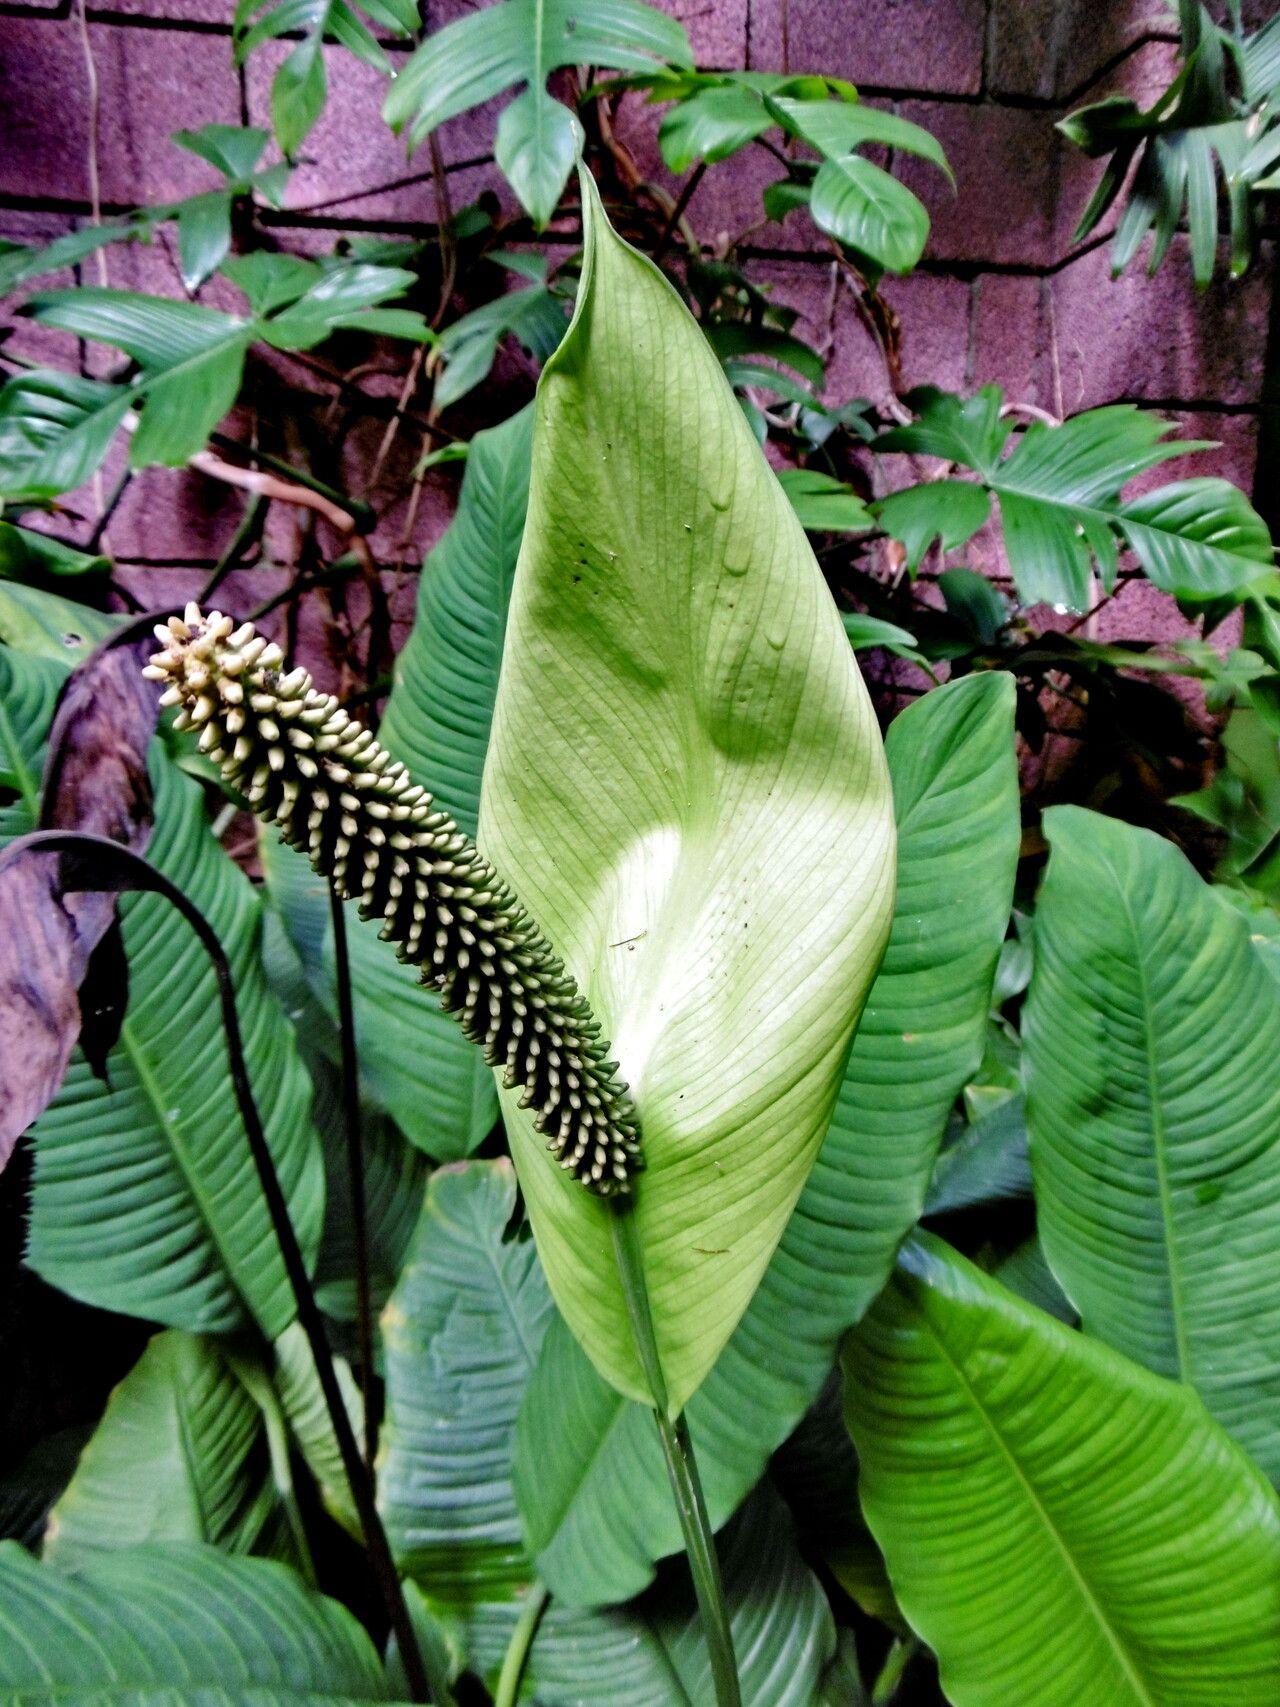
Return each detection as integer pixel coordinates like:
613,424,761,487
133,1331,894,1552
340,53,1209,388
987,0,1174,102
749,0,987,95
656,0,748,69
969,274,1050,405
898,99,1059,268
0,21,240,209
1050,237,1271,412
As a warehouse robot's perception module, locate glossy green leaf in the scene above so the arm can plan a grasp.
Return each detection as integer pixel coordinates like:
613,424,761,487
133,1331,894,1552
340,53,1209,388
776,468,873,533
480,171,896,1408
770,96,953,182
513,672,1018,1604
27,753,324,1339
658,85,774,173
384,0,690,220
0,369,130,504
382,407,533,840
433,278,568,412
380,1160,552,1602
809,156,930,272
876,387,1268,609
871,479,990,571
1025,805,1280,1480
43,1331,276,1566
23,267,425,482
845,1233,1280,1707
455,1488,835,1707
0,1542,403,1704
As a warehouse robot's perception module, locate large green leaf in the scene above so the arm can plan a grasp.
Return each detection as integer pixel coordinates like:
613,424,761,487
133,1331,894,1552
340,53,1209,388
480,171,896,1409
380,1160,552,1602
27,752,324,1339
874,385,1273,609
384,0,690,223
513,672,1018,1604
845,1233,1280,1707
457,1487,836,1706
1024,804,1280,1481
43,1331,276,1566
382,407,533,841
0,1542,404,1704
370,1156,834,1701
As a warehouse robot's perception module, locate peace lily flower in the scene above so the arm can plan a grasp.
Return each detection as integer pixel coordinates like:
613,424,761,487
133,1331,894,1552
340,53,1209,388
478,174,896,1410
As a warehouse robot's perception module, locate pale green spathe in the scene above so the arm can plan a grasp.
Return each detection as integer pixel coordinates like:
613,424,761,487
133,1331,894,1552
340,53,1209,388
479,170,895,1409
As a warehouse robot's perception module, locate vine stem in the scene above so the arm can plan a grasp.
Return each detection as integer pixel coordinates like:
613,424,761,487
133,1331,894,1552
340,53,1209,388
494,1581,549,1707
4,831,433,1707
328,880,377,1472
608,1203,742,1707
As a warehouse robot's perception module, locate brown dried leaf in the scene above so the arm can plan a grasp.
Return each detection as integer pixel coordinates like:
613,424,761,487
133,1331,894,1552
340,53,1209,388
0,618,163,1170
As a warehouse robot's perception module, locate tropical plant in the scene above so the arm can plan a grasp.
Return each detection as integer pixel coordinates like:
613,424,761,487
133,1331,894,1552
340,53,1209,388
3,2,1280,1705
1061,0,1280,283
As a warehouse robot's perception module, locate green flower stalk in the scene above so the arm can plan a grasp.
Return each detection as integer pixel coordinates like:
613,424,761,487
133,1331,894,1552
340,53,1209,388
144,604,642,1196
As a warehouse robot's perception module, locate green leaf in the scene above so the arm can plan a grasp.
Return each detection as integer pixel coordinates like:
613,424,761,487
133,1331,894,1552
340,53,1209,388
872,479,990,571
27,752,324,1339
480,171,896,1408
173,123,271,182
1118,476,1274,598
0,581,119,661
0,1542,403,1703
658,85,774,173
235,0,415,155
460,1487,836,1707
28,290,252,468
923,1092,1030,1215
0,521,109,581
384,0,691,218
1025,805,1280,1481
875,389,1266,609
175,190,236,294
845,1232,1280,1707
770,96,953,182
19,267,427,490
513,672,1018,1605
434,281,568,412
840,612,920,656
43,1331,276,1566
380,1160,552,1602
809,155,930,272
0,369,131,503
495,88,583,229
776,468,873,533
382,406,533,839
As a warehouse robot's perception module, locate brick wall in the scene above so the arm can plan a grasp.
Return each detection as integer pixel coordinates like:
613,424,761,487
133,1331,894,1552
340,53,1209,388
0,0,1273,652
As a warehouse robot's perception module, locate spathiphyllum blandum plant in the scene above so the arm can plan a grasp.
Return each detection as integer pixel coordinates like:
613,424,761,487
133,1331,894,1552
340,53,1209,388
10,7,1280,1701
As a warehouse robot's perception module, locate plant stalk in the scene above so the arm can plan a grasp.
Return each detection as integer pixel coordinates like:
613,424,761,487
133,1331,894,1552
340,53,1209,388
608,1203,741,1707
494,1580,549,1707
328,878,377,1472
11,831,433,1706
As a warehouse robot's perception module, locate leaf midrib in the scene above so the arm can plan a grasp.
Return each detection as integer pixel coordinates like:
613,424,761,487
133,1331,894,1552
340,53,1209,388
118,1015,260,1330
1115,883,1193,1384
920,1303,1157,1707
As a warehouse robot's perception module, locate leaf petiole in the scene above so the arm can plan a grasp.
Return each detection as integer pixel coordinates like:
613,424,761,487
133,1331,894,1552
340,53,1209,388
608,1202,742,1707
